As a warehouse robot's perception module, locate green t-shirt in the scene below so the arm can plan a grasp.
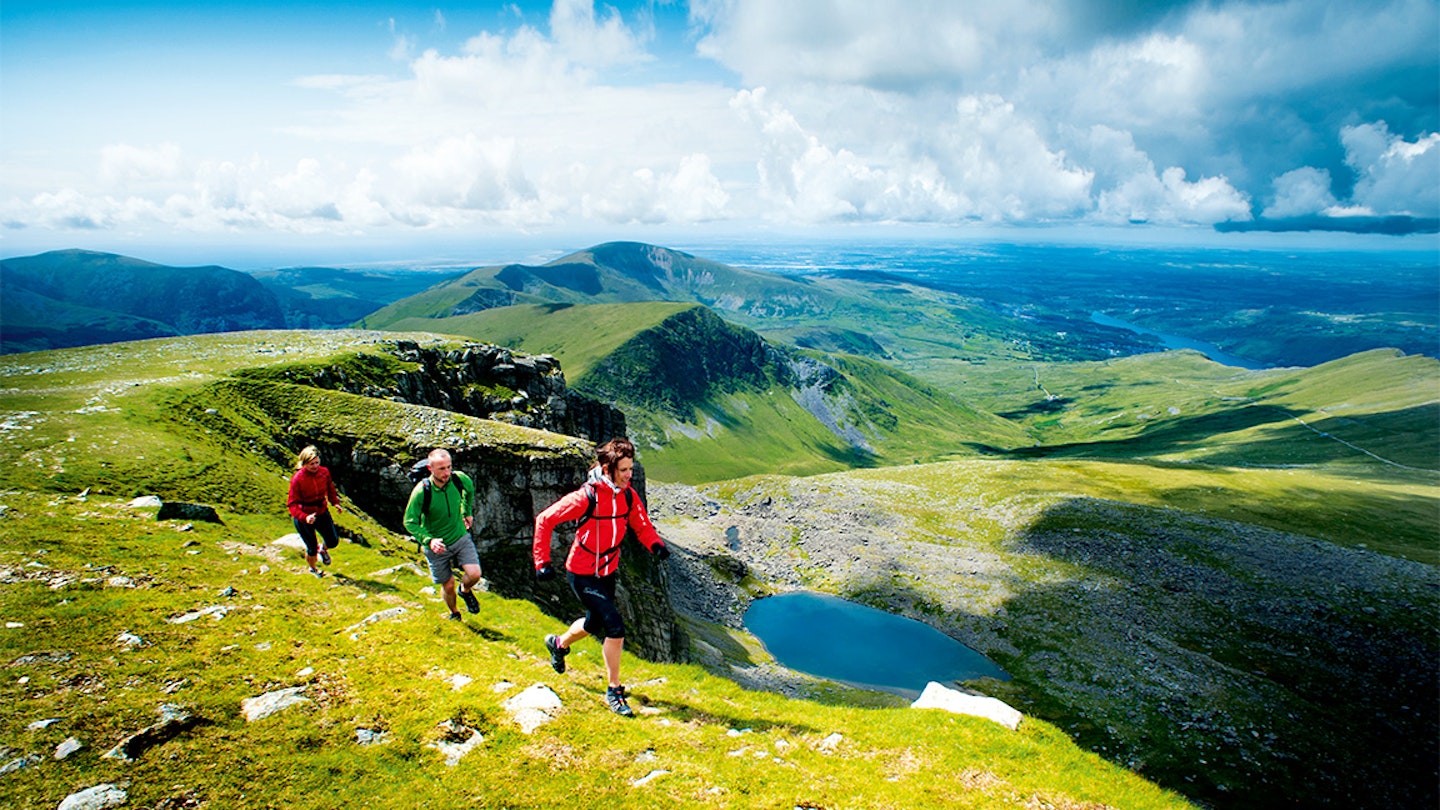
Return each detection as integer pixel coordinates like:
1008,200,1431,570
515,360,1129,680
402,471,474,545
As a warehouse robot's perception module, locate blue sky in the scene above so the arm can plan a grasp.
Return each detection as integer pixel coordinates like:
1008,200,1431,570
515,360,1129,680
1,0,1437,264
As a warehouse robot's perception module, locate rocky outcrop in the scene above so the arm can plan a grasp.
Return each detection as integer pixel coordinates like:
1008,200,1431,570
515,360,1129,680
227,344,681,663
275,340,626,444
329,444,683,663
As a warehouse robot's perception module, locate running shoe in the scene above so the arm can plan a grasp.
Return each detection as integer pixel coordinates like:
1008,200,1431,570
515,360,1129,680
448,611,462,621
459,586,480,615
605,685,634,717
544,634,569,674
310,568,324,578
319,548,331,566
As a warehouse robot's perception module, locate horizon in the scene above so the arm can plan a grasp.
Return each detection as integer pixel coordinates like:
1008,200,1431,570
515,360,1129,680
1,0,1437,262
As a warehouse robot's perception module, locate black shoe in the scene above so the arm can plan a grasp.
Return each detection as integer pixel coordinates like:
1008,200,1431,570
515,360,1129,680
459,586,480,615
544,634,569,674
448,611,462,621
319,549,331,566
605,685,633,717
310,568,324,578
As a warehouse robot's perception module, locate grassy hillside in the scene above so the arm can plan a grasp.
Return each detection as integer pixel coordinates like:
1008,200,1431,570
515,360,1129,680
657,456,1438,809
948,348,1440,476
0,336,1192,810
380,300,697,381
0,250,287,354
367,301,1033,482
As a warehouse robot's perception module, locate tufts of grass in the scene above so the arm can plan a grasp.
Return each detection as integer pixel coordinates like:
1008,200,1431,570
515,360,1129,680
0,491,1193,810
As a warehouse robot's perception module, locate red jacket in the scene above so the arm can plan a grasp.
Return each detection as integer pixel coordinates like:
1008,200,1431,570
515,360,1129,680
287,466,340,520
533,481,664,577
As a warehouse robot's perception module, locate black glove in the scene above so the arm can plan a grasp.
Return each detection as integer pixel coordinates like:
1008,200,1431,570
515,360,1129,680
536,563,555,581
651,543,670,560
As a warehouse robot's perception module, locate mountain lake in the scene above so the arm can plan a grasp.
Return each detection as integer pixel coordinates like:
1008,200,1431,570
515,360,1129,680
744,591,1009,698
1089,311,1269,369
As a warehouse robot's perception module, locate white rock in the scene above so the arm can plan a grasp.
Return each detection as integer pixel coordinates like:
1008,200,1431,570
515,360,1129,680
57,784,127,810
270,533,307,552
27,718,61,731
631,769,669,787
356,728,391,746
105,576,135,588
502,683,563,734
54,737,83,759
449,674,473,691
127,496,162,508
910,681,1022,730
296,667,314,678
428,727,483,766
241,686,310,722
371,562,426,577
116,632,143,648
167,604,234,624
344,606,407,633
818,732,843,753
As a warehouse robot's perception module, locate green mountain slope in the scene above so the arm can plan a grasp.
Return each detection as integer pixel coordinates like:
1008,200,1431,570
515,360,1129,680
0,250,286,353
0,335,1192,810
250,266,463,329
658,457,1438,809
371,301,1032,482
955,348,1440,474
357,241,834,329
357,241,1156,372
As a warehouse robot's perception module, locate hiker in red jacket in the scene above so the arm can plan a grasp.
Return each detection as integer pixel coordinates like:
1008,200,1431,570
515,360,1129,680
533,437,670,717
287,445,344,578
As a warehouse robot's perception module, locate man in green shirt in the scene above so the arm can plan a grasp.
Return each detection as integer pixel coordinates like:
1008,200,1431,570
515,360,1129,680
403,448,482,621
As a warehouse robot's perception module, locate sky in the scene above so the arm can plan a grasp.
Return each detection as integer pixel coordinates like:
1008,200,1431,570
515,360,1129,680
1,0,1437,265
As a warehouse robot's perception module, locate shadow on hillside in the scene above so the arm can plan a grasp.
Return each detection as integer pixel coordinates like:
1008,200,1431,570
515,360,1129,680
988,401,1440,471
616,686,823,736
331,575,402,596
975,496,1440,810
1157,473,1440,563
462,625,509,643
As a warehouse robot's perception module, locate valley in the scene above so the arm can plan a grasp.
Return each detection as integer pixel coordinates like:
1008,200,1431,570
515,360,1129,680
0,239,1435,809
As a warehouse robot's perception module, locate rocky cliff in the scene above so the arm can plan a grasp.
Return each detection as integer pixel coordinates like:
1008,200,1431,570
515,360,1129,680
177,336,683,662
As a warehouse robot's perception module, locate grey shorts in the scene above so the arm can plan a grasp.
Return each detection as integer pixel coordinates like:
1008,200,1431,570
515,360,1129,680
422,532,480,585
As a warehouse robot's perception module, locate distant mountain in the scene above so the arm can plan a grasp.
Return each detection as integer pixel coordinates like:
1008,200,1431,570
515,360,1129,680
357,241,837,327
0,249,285,353
0,251,464,353
249,265,463,329
358,241,1161,373
372,298,1031,482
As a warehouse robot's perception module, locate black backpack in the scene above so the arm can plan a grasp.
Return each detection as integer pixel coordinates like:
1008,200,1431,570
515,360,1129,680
409,459,465,514
578,482,634,528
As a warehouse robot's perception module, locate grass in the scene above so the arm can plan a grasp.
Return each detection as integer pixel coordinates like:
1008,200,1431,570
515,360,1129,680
0,331,1195,809
678,456,1438,809
0,491,1192,810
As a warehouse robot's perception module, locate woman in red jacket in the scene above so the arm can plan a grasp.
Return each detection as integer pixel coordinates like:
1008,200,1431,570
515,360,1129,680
533,437,669,717
287,445,344,578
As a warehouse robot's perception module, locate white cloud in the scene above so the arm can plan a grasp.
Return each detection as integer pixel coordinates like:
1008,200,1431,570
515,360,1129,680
1264,167,1337,218
1342,122,1440,218
390,135,537,212
549,0,652,68
99,143,184,188
5,0,1435,246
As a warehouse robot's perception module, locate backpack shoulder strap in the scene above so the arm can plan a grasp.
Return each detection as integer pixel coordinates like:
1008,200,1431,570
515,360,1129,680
421,478,433,514
578,483,598,527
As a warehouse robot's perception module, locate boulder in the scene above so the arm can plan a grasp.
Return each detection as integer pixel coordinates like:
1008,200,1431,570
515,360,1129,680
57,784,127,810
241,686,310,722
910,681,1022,730
503,683,563,734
